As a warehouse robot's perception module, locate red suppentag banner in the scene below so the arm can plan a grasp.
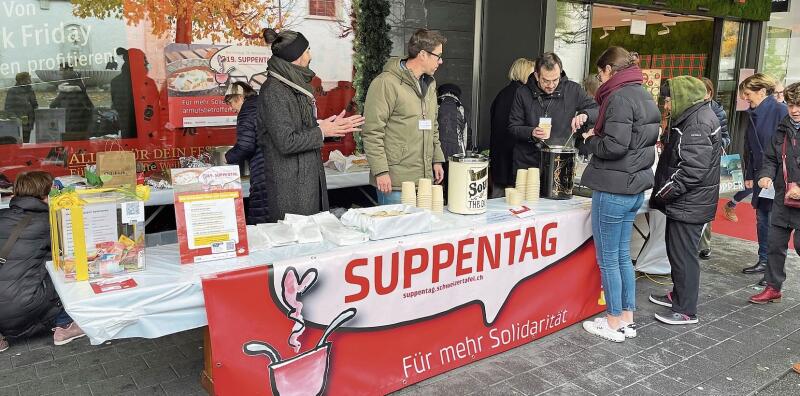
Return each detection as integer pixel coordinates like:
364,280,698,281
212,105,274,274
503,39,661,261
202,209,604,395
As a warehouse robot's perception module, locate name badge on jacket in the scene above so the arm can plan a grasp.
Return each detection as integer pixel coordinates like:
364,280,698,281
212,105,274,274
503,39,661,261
419,119,433,130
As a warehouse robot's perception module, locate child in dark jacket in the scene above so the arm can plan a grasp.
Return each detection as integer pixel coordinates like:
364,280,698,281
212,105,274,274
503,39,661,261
0,171,84,352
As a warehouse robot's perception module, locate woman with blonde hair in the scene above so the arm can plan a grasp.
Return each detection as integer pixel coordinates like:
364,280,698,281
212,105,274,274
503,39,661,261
738,73,788,279
490,58,535,196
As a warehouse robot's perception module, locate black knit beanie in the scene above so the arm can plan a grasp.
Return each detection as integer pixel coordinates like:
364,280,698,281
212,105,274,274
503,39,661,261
263,28,309,62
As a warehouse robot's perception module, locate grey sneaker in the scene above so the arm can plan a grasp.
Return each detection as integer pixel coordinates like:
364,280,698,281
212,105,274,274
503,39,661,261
620,321,638,338
649,292,673,308
0,336,8,353
654,310,698,325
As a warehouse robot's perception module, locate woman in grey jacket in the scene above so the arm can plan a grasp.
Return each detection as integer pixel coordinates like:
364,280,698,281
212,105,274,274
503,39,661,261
580,47,660,343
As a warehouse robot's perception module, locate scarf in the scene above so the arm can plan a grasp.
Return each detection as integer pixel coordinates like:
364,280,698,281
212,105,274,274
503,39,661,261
268,55,317,126
791,117,800,131
593,66,644,136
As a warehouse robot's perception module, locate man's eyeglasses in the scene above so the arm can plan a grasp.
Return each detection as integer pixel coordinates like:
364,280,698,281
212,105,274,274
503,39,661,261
539,76,560,87
425,50,444,62
595,74,602,83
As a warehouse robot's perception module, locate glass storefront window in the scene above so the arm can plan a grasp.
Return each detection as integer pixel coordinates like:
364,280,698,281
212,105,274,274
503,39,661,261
554,1,591,81
716,20,742,119
0,0,355,184
765,7,800,85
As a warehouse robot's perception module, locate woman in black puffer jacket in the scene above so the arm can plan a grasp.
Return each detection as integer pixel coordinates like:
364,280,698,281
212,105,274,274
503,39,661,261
580,47,660,343
649,76,721,326
0,171,84,351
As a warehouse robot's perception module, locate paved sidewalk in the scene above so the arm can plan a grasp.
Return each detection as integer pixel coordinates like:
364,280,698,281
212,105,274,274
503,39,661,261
1,233,799,395
394,234,800,396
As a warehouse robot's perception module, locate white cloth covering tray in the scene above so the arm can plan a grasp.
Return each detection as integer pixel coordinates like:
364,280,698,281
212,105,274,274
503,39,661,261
340,204,433,240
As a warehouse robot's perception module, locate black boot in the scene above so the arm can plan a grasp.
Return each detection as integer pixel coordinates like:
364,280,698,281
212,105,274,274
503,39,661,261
742,262,767,274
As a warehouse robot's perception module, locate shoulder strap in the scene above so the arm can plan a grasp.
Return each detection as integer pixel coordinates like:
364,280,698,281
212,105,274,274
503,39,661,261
268,71,314,99
268,71,317,119
783,135,790,187
0,213,33,267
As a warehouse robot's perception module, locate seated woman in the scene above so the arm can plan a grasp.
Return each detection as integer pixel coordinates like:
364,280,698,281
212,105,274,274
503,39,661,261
0,171,85,352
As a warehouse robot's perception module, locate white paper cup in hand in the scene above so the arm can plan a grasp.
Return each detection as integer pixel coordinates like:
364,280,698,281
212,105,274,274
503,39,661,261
539,119,552,140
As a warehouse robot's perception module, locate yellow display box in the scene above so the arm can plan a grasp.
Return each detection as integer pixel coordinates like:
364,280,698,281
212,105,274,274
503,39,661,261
49,186,150,282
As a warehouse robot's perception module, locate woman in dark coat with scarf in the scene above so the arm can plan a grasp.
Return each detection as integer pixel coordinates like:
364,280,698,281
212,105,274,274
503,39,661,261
224,82,268,224
258,28,363,222
580,47,660,343
750,82,800,304
738,74,788,276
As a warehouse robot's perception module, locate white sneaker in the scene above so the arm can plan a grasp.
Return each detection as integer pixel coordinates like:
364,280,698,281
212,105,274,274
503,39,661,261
582,318,625,343
620,321,638,338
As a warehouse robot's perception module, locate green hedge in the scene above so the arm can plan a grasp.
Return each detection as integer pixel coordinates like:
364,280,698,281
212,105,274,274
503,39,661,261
590,20,715,67
600,0,771,21
352,0,392,152
353,0,392,112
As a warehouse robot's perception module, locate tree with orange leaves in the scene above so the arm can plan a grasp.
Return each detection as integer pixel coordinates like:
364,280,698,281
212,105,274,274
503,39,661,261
70,0,296,44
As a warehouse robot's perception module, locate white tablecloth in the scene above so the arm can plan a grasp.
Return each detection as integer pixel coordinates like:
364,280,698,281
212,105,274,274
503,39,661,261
0,168,371,209
144,168,370,206
48,197,597,344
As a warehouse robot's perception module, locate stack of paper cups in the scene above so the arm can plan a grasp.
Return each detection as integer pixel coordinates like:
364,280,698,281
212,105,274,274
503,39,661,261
431,185,444,213
515,169,528,198
401,181,417,207
508,189,522,206
526,167,540,202
417,178,433,209
505,187,516,203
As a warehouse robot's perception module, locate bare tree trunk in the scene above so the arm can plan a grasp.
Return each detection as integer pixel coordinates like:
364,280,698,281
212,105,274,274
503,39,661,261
278,0,283,28
175,2,193,44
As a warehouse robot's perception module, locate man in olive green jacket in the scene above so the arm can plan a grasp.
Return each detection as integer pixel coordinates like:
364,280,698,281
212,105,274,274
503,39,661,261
362,29,447,204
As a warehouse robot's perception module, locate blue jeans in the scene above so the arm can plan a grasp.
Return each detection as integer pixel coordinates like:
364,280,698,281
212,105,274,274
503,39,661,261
55,308,73,328
756,207,770,264
591,191,644,316
376,190,402,205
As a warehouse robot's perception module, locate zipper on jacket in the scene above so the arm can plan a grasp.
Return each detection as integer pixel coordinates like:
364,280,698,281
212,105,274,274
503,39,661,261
402,67,432,177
